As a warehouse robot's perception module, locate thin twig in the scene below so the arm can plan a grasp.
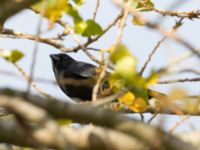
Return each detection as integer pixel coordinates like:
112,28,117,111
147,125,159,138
1,13,122,55
112,0,200,60
87,47,100,51
140,37,166,75
0,70,56,84
92,63,108,102
153,0,186,25
140,17,184,76
169,69,200,76
57,12,123,53
93,88,128,107
66,24,100,63
27,1,46,96
147,113,158,124
169,116,190,133
140,113,144,122
93,0,100,20
158,78,200,84
115,0,131,44
13,63,56,100
152,8,200,19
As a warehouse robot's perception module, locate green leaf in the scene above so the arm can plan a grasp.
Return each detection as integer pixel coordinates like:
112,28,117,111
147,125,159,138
130,81,148,101
82,20,103,37
73,0,85,5
56,119,72,125
2,50,24,63
109,44,138,84
74,21,87,34
109,44,135,64
115,56,136,81
66,3,83,23
137,0,154,10
108,44,150,105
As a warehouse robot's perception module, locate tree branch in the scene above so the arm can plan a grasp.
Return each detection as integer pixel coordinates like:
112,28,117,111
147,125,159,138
0,0,41,25
0,88,196,150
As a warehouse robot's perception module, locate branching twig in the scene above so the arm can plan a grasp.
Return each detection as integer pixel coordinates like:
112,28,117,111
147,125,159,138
66,24,100,63
57,13,123,52
140,17,184,76
0,28,63,50
112,0,200,60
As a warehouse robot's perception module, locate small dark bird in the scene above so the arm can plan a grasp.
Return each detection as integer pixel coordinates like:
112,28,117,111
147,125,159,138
50,53,167,102
50,53,97,101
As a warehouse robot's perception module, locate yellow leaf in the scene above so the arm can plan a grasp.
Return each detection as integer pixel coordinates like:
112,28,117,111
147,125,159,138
145,71,159,87
129,98,148,112
32,0,68,22
56,119,72,125
132,17,145,26
118,91,135,105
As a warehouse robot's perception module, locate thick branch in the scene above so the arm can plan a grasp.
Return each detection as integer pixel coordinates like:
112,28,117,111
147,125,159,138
0,96,69,149
0,88,196,150
0,116,147,149
0,0,40,24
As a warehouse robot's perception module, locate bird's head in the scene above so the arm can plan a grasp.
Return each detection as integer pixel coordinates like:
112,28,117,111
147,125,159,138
50,53,75,71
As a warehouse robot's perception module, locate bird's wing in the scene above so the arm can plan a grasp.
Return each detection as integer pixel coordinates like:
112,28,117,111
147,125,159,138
66,61,96,78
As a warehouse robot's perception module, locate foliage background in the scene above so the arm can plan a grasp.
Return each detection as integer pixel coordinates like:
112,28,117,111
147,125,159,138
1,0,200,147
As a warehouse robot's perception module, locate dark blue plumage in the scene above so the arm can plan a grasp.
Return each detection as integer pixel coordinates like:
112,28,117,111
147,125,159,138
50,53,96,101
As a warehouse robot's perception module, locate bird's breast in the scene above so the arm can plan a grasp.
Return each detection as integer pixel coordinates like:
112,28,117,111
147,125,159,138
57,73,95,101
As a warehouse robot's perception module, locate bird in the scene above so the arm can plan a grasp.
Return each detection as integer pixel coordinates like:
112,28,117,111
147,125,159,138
50,53,167,102
50,53,98,101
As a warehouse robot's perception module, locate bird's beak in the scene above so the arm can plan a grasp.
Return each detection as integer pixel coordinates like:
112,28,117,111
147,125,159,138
50,54,60,61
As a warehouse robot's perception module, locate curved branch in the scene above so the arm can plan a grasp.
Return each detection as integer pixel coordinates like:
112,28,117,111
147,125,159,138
0,0,40,24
